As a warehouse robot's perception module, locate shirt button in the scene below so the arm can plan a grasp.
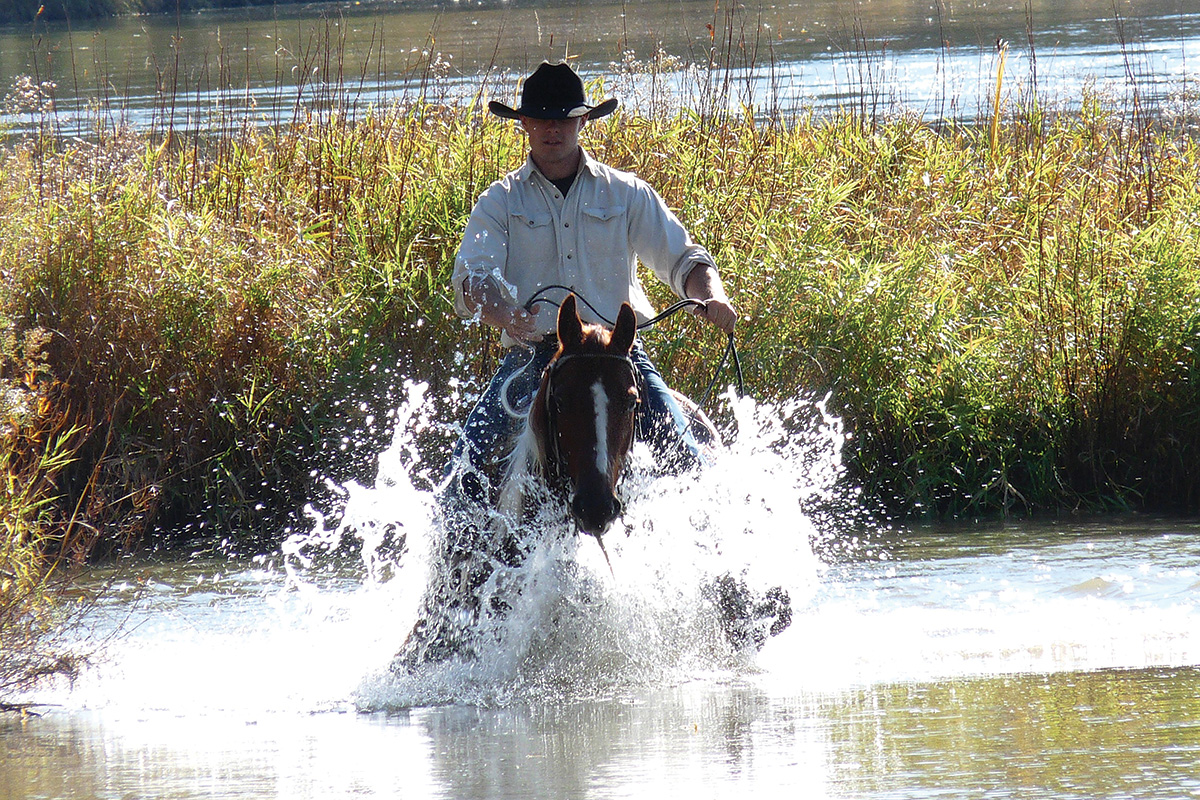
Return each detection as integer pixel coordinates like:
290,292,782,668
564,222,570,228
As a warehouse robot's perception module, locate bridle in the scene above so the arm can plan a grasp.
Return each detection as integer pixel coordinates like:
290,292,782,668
523,284,745,439
540,351,642,490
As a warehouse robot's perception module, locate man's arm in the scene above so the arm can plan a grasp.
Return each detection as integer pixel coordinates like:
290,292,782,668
453,183,540,343
461,273,540,342
621,180,736,333
684,263,738,334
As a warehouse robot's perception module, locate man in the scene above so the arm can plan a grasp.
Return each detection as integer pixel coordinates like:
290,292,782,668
449,61,737,500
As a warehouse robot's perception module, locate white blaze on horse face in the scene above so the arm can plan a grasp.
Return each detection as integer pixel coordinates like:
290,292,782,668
591,379,609,477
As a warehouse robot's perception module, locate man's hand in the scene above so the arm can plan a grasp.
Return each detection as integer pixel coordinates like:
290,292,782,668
684,263,738,334
690,297,737,334
482,300,539,342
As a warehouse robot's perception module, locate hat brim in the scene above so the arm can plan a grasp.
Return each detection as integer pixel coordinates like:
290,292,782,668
489,97,618,121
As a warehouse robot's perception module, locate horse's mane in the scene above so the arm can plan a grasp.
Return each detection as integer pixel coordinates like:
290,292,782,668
572,322,615,353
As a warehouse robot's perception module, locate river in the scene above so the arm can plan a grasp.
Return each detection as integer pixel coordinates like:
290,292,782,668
3,1,1200,797
1,0,1198,135
2,388,1199,797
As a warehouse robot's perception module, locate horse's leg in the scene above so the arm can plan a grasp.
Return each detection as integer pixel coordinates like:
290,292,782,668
395,348,556,671
704,573,793,652
394,463,542,671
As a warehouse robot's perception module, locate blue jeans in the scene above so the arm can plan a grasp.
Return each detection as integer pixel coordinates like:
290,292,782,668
448,339,701,494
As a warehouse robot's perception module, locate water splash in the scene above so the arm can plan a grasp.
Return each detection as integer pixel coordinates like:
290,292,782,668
282,384,848,710
26,381,1200,724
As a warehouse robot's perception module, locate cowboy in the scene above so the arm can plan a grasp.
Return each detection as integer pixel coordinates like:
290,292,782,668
449,61,737,500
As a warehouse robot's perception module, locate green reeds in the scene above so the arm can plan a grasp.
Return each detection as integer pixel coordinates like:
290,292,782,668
0,382,87,696
630,104,1200,517
2,46,1199,573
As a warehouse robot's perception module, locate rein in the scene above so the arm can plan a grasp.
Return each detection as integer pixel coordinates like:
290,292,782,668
524,285,746,433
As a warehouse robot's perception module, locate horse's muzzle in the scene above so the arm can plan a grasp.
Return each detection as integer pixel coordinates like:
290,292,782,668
570,490,623,536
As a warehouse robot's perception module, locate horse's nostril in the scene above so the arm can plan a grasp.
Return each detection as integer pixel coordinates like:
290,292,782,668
571,491,623,535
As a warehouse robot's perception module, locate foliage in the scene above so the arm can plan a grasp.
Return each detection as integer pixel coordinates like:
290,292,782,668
624,106,1200,517
1,61,1199,568
0,365,87,696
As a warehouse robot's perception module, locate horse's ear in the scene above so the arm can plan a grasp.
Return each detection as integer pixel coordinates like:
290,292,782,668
557,293,584,346
611,302,637,354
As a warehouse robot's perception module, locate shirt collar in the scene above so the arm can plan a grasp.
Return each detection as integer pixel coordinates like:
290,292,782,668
578,147,603,178
518,146,601,184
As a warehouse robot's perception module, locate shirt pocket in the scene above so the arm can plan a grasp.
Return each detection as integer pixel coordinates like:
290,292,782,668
580,204,628,261
509,208,556,267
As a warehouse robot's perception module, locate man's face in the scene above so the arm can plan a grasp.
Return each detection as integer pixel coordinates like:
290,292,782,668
520,115,587,173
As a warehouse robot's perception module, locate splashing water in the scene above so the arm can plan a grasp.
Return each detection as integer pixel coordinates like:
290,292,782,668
11,377,1200,800
25,381,841,719
35,377,1200,727
276,383,847,711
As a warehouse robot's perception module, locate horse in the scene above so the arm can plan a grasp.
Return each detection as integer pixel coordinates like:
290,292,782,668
392,295,644,669
392,294,789,671
500,293,642,558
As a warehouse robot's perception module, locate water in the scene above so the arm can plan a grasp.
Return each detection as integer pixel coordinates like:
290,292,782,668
3,386,1200,798
3,1,1200,795
1,0,1198,135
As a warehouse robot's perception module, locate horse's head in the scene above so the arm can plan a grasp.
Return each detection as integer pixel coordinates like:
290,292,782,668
531,294,639,539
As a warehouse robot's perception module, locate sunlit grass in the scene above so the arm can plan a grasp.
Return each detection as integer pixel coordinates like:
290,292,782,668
601,103,1200,517
1,31,1199,684
0,406,88,697
5,91,1199,547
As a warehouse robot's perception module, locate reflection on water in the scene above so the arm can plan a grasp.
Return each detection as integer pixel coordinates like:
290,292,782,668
1,0,1198,134
4,668,1200,799
829,668,1200,798
2,514,1200,798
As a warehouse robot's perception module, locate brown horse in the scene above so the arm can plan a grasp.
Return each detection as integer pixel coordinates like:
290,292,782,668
393,294,788,671
394,295,643,669
521,293,640,544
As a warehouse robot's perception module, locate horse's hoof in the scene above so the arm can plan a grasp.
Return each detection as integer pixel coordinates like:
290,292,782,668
760,585,792,638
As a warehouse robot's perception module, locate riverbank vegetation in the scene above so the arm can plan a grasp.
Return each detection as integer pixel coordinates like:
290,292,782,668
2,49,1200,689
5,86,1198,531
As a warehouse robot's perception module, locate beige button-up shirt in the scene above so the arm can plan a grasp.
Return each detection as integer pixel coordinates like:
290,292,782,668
453,148,715,346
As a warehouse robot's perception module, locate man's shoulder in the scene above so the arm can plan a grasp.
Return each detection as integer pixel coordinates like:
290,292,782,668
491,159,535,188
474,162,534,205
583,152,636,180
582,156,653,196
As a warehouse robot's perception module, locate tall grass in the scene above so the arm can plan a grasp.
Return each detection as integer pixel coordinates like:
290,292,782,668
635,102,1200,517
0,385,88,697
2,16,1199,560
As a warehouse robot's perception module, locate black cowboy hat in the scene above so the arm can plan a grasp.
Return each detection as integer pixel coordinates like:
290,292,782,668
489,61,618,121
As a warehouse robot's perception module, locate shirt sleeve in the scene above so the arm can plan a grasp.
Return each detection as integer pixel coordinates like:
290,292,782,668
452,182,518,320
625,180,715,298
